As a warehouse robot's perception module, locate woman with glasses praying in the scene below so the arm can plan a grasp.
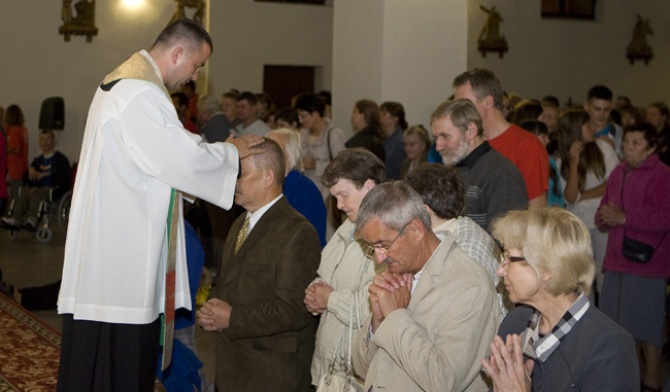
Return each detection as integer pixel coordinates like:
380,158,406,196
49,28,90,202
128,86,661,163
482,207,638,391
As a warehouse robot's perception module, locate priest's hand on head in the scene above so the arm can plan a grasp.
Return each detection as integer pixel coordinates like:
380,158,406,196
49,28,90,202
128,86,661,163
226,134,265,159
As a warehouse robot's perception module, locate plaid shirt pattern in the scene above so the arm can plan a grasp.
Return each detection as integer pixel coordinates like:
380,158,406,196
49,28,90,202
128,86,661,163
520,294,590,362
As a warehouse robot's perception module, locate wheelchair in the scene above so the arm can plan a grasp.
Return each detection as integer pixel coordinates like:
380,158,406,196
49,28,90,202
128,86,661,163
3,187,72,243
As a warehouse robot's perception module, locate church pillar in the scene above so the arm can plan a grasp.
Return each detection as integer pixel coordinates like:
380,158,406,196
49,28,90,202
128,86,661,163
332,0,469,133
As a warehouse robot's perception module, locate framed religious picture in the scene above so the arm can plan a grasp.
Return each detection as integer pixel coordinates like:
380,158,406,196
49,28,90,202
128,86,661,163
542,0,596,20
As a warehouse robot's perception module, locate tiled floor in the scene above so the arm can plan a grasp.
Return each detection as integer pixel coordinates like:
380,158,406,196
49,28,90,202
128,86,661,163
0,226,217,385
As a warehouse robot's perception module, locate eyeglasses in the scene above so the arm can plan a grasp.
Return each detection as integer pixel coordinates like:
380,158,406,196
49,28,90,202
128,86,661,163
363,223,410,255
499,251,526,266
298,111,311,121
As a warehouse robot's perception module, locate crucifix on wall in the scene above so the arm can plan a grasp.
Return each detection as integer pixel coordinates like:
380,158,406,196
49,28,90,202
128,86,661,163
478,5,508,58
169,0,206,26
59,0,98,42
626,14,654,65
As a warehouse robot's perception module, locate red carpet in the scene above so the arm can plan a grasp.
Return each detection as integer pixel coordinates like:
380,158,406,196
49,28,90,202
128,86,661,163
0,293,60,391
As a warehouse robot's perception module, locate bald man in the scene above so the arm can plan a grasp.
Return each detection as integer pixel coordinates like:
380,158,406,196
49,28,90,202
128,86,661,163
197,138,321,391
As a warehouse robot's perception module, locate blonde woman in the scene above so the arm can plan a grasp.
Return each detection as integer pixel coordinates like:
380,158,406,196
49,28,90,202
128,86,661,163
483,207,638,391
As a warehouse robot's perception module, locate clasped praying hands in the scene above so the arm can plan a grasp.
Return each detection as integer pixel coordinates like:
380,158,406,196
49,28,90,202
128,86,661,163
196,298,233,332
304,280,334,314
368,271,412,332
481,334,534,392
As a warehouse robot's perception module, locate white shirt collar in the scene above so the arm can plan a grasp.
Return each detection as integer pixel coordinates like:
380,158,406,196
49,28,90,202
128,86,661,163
410,239,443,294
245,194,283,233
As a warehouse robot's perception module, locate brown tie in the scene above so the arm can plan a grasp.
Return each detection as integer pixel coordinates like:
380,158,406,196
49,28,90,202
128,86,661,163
235,217,250,254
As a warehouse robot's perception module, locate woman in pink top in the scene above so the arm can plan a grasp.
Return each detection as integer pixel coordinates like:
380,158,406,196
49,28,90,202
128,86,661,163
597,123,670,392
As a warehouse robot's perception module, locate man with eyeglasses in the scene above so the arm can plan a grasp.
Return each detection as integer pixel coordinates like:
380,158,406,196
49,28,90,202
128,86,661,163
352,181,499,392
405,163,509,319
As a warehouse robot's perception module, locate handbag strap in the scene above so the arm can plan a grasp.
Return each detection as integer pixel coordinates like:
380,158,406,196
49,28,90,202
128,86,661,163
345,291,361,375
326,124,334,160
326,291,362,376
326,323,347,374
620,171,629,238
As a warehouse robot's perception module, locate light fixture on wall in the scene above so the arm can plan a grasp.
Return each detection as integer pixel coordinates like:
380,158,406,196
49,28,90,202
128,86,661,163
59,0,99,42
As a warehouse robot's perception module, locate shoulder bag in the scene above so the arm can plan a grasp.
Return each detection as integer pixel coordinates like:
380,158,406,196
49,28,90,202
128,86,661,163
316,292,365,392
620,174,667,263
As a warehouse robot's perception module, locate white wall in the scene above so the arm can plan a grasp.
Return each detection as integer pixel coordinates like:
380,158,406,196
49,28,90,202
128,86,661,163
0,1,173,162
332,0,468,135
2,0,668,163
467,0,670,107
332,0,385,135
207,0,333,99
381,0,468,128
0,0,333,162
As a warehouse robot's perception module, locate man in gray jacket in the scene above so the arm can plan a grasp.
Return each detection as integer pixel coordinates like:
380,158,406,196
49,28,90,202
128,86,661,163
353,182,499,391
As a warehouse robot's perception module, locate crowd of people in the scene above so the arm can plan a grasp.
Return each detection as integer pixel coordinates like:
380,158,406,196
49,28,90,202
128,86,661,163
175,61,670,390
1,18,668,392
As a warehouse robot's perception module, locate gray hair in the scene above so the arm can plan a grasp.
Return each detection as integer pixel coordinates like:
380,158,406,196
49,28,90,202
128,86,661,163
356,181,431,232
267,128,302,172
252,137,286,188
198,95,222,117
452,68,504,111
430,99,484,137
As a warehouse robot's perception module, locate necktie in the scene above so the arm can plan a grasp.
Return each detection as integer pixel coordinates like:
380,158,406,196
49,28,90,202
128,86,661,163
235,217,250,254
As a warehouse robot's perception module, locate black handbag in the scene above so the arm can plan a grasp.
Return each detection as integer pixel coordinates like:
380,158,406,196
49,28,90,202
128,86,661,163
619,181,666,264
622,236,655,264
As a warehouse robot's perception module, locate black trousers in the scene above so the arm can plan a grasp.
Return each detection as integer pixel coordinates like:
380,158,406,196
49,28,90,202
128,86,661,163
57,314,160,392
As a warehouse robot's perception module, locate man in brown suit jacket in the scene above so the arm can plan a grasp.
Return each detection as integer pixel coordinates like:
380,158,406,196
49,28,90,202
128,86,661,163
197,138,321,391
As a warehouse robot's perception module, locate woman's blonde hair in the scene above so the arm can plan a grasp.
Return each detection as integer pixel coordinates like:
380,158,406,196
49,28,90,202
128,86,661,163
267,128,302,172
492,207,595,297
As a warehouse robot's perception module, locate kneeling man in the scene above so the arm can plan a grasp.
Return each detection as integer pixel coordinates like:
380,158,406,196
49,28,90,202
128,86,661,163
353,182,499,391
197,138,321,391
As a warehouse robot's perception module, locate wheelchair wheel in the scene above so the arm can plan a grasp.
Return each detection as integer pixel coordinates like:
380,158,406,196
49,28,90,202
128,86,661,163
58,191,72,235
36,227,53,243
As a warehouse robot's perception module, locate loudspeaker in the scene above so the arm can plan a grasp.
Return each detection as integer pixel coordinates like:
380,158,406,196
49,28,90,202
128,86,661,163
39,97,65,130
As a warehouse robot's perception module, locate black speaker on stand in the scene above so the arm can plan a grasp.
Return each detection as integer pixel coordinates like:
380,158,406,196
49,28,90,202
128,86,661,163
39,97,65,130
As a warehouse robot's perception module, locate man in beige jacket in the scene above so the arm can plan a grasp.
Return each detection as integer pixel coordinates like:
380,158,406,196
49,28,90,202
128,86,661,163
353,182,499,391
